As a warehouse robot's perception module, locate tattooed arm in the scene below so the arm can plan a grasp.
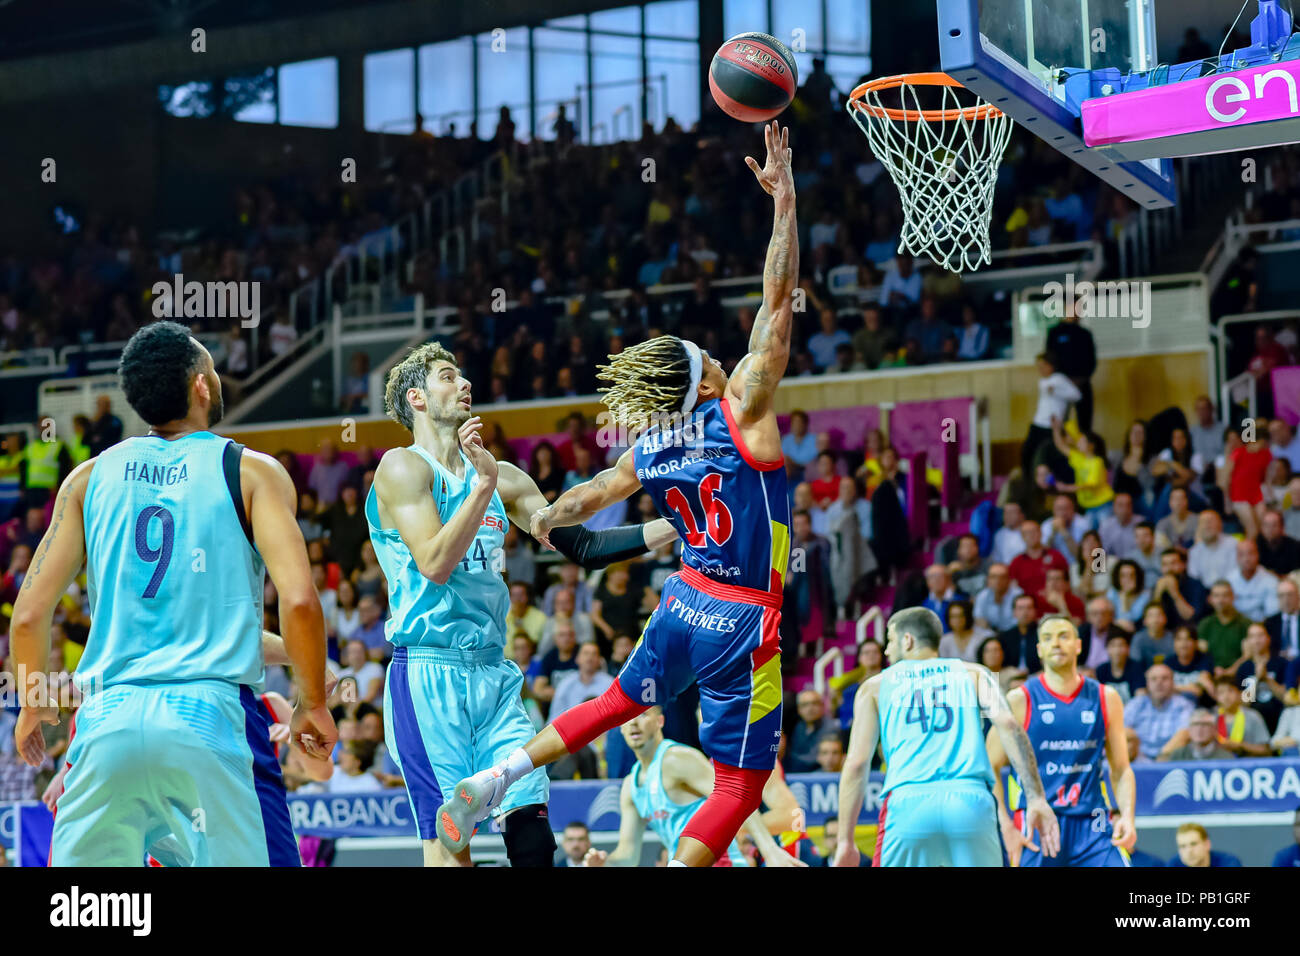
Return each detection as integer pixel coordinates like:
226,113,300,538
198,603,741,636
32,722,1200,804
10,460,93,766
969,662,1061,858
727,120,798,426
528,449,643,548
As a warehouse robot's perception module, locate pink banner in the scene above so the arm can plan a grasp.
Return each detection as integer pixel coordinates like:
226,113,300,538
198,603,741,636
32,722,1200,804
1083,59,1300,148
1270,366,1300,428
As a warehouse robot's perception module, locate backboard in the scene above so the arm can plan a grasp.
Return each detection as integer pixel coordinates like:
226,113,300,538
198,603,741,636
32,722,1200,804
937,0,1177,208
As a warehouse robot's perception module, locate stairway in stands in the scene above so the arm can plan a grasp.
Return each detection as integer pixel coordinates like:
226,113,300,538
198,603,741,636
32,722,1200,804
783,514,979,697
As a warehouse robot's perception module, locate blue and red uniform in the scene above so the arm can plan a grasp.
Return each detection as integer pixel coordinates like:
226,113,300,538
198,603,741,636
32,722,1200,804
617,396,790,770
1012,674,1129,867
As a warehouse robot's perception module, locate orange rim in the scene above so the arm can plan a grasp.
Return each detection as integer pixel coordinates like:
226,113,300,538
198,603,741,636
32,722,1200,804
847,72,1005,122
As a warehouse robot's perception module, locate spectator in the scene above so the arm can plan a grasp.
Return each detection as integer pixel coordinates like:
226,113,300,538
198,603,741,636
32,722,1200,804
1130,522,1167,583
1155,486,1200,551
1187,395,1224,469
922,563,958,622
807,308,850,370
1050,422,1114,526
543,562,593,615
539,586,596,656
782,510,836,659
1269,810,1300,866
353,595,388,661
88,395,124,457
334,577,362,644
1131,603,1176,672
1266,576,1300,660
1157,709,1235,761
328,743,385,794
1023,353,1080,479
808,451,841,507
830,640,885,726
1167,625,1216,705
1272,708,1300,757
826,476,871,610
979,635,1024,691
1126,663,1194,759
1225,425,1272,539
1111,423,1155,519
1096,633,1146,702
992,501,1029,565
1226,538,1280,621
1203,675,1273,757
591,562,651,646
1070,530,1114,600
534,621,579,707
1041,493,1090,561
1080,595,1127,671
1107,559,1150,633
1270,419,1300,473
1153,547,1207,629
1235,623,1288,732
1035,566,1084,624
786,691,840,773
973,562,1021,633
1098,492,1141,559
529,441,565,503
781,410,819,476
556,822,591,867
268,312,299,358
1169,823,1242,868
902,296,953,363
1008,521,1069,597
607,634,635,677
1188,510,1238,589
879,252,921,309
938,600,990,661
999,593,1042,673
1045,299,1097,429
947,533,988,597
324,484,368,579
308,439,350,507
815,736,846,773
341,352,371,414
1150,428,1203,520
506,582,546,645
297,490,324,541
503,525,536,591
826,342,865,374
549,641,615,720
851,304,895,369
336,638,384,706
1198,581,1251,675
955,301,990,360
1257,509,1300,576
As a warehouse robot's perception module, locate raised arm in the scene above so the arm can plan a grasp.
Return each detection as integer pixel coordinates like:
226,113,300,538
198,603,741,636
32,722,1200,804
372,419,495,585
970,663,1059,857
528,450,643,548
10,461,92,766
244,451,335,760
834,678,880,866
727,120,798,426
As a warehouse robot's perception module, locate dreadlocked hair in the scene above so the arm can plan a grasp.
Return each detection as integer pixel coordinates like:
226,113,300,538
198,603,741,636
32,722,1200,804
597,335,693,430
384,341,457,431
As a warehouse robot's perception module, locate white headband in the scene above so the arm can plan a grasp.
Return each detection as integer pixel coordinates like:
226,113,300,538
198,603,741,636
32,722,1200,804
679,340,703,415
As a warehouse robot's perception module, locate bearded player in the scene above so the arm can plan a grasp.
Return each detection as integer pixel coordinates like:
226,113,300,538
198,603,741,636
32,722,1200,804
367,343,677,867
436,120,798,867
988,614,1136,867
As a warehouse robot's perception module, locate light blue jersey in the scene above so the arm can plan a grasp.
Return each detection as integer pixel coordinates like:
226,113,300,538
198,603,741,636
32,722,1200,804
628,739,748,866
366,445,509,651
878,658,995,796
78,432,266,692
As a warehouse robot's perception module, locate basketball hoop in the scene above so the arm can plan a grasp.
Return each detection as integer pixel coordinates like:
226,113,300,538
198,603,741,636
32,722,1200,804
847,73,1013,274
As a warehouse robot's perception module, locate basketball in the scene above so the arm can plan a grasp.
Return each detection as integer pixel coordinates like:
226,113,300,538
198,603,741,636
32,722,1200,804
708,32,798,123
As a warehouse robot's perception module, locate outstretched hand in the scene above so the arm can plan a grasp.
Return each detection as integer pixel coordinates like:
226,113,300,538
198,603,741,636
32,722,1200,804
744,120,794,199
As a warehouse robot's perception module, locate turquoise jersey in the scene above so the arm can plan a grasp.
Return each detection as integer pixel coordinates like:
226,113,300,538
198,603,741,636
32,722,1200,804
78,432,266,693
365,445,509,651
628,739,748,866
878,658,995,796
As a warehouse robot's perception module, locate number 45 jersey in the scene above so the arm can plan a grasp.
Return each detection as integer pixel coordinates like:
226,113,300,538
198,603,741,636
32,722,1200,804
877,659,996,796
634,398,790,597
79,432,267,692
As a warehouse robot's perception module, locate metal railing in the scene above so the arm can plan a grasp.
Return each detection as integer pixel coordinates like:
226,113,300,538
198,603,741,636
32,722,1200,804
1115,153,1237,278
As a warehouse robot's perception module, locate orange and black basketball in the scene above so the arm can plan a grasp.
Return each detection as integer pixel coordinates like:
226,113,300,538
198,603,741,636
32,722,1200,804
708,32,798,123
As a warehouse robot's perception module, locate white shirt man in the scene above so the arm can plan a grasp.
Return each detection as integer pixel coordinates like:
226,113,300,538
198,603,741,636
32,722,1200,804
879,257,922,306
1225,540,1280,622
993,502,1029,565
1188,513,1240,589
973,564,1022,632
1031,371,1081,429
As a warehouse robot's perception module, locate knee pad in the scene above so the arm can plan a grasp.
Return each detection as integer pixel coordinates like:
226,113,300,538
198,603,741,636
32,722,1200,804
502,804,556,868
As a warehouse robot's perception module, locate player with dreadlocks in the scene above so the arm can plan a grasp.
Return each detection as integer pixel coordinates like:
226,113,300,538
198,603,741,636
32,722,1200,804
437,120,799,867
364,341,678,868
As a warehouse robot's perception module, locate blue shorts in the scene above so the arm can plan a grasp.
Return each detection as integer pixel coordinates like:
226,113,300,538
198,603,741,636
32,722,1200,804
875,781,1002,867
616,568,783,771
1019,812,1130,867
384,645,548,840
53,681,298,867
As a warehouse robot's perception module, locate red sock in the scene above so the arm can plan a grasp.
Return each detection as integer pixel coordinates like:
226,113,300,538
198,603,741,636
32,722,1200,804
679,761,769,860
551,681,645,752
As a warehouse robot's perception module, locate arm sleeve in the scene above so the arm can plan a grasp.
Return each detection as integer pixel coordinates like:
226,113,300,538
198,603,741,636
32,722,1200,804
548,523,652,570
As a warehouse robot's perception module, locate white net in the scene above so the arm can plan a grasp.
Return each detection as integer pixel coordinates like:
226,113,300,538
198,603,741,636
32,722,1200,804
848,78,1013,274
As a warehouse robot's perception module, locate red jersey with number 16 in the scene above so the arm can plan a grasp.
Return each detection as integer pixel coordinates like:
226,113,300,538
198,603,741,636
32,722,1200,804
633,397,790,598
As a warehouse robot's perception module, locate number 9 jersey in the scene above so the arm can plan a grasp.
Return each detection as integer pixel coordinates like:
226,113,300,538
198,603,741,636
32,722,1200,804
633,397,790,597
79,432,267,692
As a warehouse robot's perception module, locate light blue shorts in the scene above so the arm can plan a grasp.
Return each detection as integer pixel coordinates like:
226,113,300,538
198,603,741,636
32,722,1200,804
384,646,548,840
875,780,1002,867
53,681,298,867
